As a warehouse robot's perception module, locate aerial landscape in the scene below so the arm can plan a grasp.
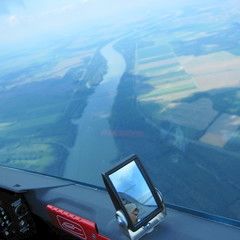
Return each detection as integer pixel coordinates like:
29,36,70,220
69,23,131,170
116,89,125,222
0,0,240,221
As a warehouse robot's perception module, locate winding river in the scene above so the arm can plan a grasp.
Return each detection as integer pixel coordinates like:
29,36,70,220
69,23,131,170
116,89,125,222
63,41,126,186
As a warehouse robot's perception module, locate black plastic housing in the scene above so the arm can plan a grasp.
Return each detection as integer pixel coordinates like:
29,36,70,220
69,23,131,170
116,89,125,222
102,154,164,232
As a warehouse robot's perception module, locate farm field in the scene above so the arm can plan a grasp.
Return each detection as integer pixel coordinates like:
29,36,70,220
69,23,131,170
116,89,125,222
134,21,240,150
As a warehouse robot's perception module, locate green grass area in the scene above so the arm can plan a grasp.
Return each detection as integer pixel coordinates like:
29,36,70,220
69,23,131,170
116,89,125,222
156,70,190,80
0,143,55,172
140,81,197,99
138,53,175,64
148,74,190,85
0,122,14,130
138,63,180,76
0,114,59,135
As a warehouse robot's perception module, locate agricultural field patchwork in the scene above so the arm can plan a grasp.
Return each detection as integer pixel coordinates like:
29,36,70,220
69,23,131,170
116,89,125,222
200,114,240,147
134,25,240,148
178,51,240,91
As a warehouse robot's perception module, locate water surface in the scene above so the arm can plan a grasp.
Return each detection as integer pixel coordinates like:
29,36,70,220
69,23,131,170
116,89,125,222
64,41,126,185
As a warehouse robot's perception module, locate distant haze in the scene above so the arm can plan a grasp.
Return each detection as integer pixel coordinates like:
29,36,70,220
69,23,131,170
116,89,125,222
0,0,225,53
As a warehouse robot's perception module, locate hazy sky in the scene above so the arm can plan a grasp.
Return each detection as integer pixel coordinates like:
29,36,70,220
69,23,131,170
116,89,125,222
0,0,233,55
1,0,149,53
0,0,194,50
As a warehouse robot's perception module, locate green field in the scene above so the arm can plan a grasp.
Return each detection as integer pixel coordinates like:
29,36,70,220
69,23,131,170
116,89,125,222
139,81,197,100
0,143,55,171
0,49,107,174
138,63,180,76
138,53,175,64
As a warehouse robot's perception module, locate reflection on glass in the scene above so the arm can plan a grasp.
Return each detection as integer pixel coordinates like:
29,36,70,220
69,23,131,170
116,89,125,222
109,161,157,225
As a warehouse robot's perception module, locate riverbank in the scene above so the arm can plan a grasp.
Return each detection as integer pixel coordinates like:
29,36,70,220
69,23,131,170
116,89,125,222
63,40,126,186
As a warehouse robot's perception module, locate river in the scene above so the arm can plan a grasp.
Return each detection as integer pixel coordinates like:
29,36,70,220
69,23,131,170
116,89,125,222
63,41,126,186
